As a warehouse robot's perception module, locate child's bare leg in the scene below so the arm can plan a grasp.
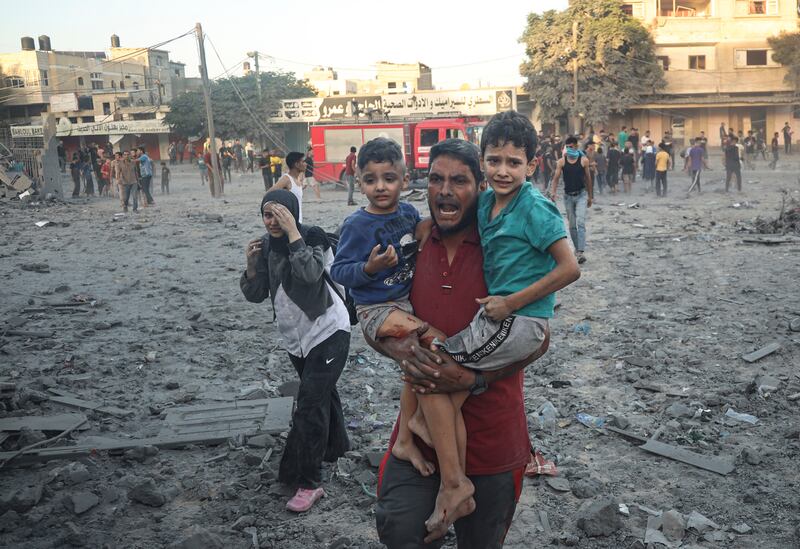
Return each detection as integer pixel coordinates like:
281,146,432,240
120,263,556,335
375,309,426,339
391,384,434,477
417,393,475,539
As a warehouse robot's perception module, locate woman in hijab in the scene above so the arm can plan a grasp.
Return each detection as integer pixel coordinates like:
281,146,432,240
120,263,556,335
240,189,351,513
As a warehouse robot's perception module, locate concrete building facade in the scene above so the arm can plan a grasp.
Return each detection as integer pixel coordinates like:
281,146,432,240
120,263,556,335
615,0,799,148
0,34,197,159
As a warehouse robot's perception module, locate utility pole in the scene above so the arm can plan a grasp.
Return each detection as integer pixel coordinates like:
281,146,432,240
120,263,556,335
247,51,262,101
247,51,263,150
571,20,580,136
196,22,222,197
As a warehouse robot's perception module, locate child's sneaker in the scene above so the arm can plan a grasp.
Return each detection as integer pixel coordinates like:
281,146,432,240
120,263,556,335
286,487,324,512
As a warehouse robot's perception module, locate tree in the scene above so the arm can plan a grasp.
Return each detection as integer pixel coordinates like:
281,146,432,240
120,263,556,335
519,0,665,129
768,29,800,91
164,71,316,140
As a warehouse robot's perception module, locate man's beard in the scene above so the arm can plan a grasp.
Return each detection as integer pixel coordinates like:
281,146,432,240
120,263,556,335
428,199,479,236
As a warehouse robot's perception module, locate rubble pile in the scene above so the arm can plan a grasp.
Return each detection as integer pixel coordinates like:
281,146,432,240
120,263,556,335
753,192,800,235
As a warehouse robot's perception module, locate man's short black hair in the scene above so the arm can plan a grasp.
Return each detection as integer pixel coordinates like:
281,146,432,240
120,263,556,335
286,151,305,170
350,146,357,153
564,136,578,146
357,137,405,173
138,146,146,153
429,139,483,186
480,110,538,162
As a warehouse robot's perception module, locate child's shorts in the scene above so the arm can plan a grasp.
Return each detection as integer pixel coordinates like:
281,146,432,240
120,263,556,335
441,309,548,371
356,297,414,342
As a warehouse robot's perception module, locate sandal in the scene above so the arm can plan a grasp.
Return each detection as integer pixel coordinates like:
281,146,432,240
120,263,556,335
286,487,324,513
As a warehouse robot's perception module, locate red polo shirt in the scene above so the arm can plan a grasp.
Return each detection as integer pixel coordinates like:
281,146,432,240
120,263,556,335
386,225,531,475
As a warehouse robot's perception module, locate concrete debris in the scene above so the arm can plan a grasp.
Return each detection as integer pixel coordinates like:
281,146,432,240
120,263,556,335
732,522,752,534
128,478,166,507
576,498,622,537
169,527,224,549
686,510,720,533
571,478,603,499
661,509,686,541
0,483,43,513
66,491,99,515
544,476,571,492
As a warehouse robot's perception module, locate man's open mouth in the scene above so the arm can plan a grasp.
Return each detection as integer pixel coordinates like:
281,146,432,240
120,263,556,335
437,201,460,219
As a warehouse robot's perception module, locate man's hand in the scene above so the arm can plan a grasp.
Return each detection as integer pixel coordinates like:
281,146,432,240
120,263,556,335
401,351,476,395
364,244,397,275
476,295,514,322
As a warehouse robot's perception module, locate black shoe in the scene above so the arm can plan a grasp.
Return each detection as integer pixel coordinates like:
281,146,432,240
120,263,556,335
577,251,587,264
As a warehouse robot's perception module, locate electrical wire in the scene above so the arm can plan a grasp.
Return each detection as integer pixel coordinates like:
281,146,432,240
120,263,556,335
205,34,289,153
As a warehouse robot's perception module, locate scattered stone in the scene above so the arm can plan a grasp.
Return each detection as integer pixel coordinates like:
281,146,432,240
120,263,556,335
732,522,752,534
17,428,47,447
558,532,580,546
354,470,376,485
165,381,180,390
742,447,763,465
145,351,158,363
67,491,99,515
576,498,622,537
243,450,264,467
571,478,603,499
1,483,43,513
231,515,255,531
169,527,224,549
790,317,800,332
63,462,91,485
20,262,50,273
608,415,630,430
545,476,571,492
329,536,352,549
0,510,20,533
278,380,300,398
247,433,276,449
63,521,84,547
661,509,686,541
128,478,166,507
665,401,694,418
686,510,720,533
124,445,159,463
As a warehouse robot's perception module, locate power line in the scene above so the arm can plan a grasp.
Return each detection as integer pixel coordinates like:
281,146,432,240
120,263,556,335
204,34,288,153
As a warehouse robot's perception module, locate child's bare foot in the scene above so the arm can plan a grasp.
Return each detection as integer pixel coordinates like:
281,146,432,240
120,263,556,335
391,439,435,477
408,407,433,447
423,479,476,542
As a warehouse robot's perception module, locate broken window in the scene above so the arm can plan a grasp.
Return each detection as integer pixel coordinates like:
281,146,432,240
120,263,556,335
659,0,711,16
621,3,634,15
4,76,24,88
735,0,778,15
657,56,671,71
689,55,706,70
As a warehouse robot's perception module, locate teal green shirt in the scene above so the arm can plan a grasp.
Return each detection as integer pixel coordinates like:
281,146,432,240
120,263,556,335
478,182,567,318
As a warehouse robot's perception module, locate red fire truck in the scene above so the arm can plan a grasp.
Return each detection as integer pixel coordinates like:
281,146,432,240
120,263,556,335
309,117,486,183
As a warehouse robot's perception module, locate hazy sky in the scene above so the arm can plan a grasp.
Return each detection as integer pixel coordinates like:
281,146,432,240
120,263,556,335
2,0,567,90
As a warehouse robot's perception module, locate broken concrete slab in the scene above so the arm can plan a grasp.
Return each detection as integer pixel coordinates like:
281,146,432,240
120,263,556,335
686,510,720,533
0,413,90,433
640,439,735,475
278,380,300,398
160,397,293,439
0,483,43,513
661,509,686,541
47,392,133,418
741,342,781,363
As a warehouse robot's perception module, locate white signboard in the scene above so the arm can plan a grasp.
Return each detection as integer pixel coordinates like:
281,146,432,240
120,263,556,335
49,93,79,113
381,89,515,118
267,88,516,124
10,119,170,138
268,98,323,123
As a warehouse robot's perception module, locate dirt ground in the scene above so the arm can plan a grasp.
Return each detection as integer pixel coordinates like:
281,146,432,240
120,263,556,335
0,156,799,549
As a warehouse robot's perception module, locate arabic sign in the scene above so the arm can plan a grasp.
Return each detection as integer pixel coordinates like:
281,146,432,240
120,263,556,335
381,89,515,118
266,88,516,123
10,119,170,138
267,98,323,123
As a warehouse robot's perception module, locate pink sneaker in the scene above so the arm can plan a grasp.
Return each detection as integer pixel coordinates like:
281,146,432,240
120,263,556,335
286,487,324,512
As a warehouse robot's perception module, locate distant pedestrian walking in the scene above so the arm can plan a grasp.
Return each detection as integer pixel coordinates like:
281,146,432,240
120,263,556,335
344,146,357,206
769,132,780,170
783,122,793,155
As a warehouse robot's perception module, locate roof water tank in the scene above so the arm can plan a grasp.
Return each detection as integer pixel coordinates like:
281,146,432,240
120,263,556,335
38,35,52,51
21,37,35,51
111,34,120,48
